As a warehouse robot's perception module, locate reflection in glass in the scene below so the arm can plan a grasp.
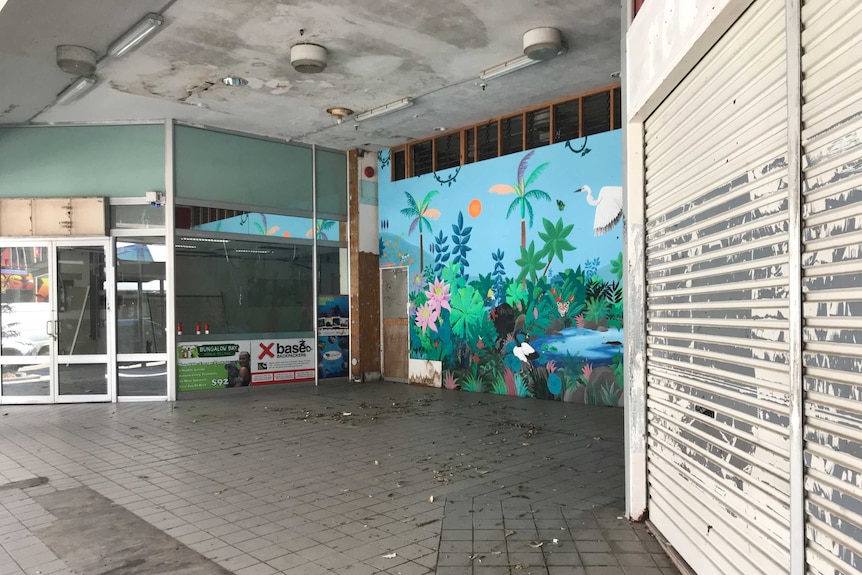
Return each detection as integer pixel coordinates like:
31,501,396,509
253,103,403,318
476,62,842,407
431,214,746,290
1,361,50,396
175,238,314,335
116,240,166,354
110,204,165,229
118,361,167,396
1,245,51,359
57,246,107,355
57,363,107,395
318,246,348,295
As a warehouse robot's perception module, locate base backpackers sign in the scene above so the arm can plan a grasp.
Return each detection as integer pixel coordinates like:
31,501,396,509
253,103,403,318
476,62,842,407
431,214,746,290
251,338,315,385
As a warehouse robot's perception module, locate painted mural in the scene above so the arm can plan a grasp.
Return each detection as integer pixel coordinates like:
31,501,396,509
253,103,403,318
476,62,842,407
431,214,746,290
377,131,623,406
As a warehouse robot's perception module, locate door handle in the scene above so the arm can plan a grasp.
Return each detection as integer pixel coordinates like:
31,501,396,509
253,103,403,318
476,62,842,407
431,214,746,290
46,320,57,340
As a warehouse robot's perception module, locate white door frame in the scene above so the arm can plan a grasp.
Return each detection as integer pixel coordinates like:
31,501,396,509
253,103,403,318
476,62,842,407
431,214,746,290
0,238,114,404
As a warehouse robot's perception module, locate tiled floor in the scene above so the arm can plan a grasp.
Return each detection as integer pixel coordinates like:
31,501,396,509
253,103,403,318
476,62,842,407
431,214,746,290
0,381,679,575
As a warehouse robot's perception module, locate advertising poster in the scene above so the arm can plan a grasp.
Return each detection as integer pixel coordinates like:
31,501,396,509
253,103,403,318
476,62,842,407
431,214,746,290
317,294,349,379
177,342,249,392
250,338,315,385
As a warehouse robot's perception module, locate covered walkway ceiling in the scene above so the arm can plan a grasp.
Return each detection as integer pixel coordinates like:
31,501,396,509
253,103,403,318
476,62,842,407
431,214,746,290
0,0,620,149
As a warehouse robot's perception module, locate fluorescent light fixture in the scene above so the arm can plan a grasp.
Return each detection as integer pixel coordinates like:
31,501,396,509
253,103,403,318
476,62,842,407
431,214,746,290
107,12,164,57
175,244,198,249
234,249,271,254
178,237,229,243
479,55,540,81
55,75,98,105
354,98,414,122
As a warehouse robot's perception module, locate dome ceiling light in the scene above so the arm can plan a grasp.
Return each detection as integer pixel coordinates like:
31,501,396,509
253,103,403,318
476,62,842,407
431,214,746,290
523,27,565,60
56,45,97,76
291,43,328,73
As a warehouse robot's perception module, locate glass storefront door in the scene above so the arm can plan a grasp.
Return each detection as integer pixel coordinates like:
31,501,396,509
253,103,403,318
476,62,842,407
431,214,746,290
0,240,112,403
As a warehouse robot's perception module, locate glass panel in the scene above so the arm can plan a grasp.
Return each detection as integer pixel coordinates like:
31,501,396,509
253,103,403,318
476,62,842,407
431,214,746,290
553,99,580,142
1,246,52,358
0,125,164,199
318,246,347,295
526,107,551,150
174,125,313,212
118,361,167,396
464,128,475,164
116,239,167,354
176,207,326,240
316,149,347,217
613,87,622,130
1,361,50,396
411,141,433,176
393,149,406,181
477,122,498,161
434,133,461,171
500,115,524,156
110,204,166,229
56,246,107,356
58,363,107,395
175,237,314,336
583,91,612,136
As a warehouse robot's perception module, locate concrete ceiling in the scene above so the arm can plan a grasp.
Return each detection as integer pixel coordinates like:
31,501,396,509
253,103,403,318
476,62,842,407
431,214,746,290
0,0,621,150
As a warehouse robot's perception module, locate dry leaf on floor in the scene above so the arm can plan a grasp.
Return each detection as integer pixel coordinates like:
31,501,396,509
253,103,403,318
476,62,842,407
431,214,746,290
382,552,397,558
529,541,544,548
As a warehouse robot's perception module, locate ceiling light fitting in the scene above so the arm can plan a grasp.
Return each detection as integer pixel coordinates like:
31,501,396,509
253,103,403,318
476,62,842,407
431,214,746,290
55,75,98,105
354,98,414,122
479,56,540,81
222,76,248,87
326,107,354,124
107,13,164,57
56,45,97,76
523,27,565,60
291,43,327,73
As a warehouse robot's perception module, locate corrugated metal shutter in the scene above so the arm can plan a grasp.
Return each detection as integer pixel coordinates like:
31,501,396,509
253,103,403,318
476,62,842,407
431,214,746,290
642,1,791,573
800,1,862,573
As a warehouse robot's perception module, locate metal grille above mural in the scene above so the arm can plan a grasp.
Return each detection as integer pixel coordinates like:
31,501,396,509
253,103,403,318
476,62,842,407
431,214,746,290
643,0,791,573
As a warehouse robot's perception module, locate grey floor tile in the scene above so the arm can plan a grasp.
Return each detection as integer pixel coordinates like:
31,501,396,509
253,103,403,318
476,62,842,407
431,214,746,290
0,382,679,575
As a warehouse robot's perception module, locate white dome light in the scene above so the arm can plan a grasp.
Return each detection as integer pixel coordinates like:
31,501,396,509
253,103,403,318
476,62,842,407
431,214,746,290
523,27,564,61
291,43,328,74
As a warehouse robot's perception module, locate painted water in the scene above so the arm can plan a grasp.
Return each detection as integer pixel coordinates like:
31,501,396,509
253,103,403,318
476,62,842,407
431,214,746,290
533,327,624,365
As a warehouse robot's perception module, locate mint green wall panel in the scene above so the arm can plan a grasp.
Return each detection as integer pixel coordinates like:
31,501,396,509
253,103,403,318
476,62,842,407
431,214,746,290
174,125,313,213
315,149,347,217
0,125,165,198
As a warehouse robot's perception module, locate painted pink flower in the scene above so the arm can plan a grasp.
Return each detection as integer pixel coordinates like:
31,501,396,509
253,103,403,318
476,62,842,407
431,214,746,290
415,302,440,334
582,363,594,382
425,278,452,314
546,360,557,374
444,370,459,390
575,313,585,329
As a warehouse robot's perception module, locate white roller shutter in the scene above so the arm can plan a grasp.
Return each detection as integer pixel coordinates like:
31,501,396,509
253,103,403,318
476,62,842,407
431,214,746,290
643,1,791,573
801,1,862,573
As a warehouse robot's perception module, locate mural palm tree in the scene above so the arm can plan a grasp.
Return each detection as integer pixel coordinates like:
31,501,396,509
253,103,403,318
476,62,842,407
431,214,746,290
307,219,337,240
489,150,551,248
538,217,576,278
401,190,441,271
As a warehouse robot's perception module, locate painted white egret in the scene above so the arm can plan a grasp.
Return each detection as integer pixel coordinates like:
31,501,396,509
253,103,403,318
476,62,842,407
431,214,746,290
575,185,623,236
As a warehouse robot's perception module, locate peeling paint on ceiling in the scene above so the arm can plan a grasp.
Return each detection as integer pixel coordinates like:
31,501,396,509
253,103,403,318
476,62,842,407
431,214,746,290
0,0,621,150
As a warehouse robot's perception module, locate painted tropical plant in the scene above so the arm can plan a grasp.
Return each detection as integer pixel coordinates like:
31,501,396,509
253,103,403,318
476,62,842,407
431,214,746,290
307,219,337,240
401,190,441,271
489,150,551,248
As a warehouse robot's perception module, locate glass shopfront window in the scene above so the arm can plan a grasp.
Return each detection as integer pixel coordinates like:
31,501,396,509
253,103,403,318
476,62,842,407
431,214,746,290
175,236,314,337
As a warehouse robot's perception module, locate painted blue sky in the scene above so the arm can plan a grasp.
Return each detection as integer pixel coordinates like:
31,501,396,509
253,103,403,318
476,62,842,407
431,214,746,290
378,130,622,280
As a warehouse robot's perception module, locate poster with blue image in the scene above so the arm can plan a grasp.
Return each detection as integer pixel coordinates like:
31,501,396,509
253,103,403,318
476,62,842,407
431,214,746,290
317,294,349,379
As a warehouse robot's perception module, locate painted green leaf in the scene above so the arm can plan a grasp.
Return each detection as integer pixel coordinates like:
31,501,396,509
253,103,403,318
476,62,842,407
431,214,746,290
449,286,484,340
